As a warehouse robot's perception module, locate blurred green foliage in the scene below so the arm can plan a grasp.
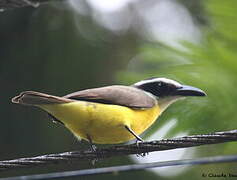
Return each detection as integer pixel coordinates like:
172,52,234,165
118,0,237,179
1,0,237,179
118,0,237,135
0,4,138,178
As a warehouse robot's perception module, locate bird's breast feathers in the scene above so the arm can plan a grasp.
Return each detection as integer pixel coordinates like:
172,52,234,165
40,101,160,144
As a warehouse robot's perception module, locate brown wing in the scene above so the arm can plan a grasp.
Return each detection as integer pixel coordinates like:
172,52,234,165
12,91,74,105
64,85,156,109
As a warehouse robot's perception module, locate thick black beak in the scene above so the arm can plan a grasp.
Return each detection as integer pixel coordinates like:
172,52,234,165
174,85,207,97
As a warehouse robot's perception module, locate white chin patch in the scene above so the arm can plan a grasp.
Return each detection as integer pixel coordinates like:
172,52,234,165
158,96,182,113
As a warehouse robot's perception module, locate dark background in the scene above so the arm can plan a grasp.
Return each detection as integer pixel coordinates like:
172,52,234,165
1,0,237,179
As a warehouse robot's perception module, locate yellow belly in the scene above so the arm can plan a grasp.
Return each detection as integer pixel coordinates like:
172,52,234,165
40,101,160,144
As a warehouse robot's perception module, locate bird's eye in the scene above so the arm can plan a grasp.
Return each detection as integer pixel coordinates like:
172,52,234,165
157,82,162,86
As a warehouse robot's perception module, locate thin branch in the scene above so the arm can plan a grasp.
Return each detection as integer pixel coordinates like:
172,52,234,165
2,154,237,180
0,0,64,11
0,129,237,171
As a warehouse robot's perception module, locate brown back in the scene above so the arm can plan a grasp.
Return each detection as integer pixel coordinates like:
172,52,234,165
64,85,157,108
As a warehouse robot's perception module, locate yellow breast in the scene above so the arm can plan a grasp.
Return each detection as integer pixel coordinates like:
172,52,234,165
40,101,160,144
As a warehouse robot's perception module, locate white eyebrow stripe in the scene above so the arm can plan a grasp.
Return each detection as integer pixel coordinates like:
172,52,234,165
134,78,182,87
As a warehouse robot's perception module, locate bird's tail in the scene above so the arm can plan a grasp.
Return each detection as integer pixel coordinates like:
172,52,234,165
12,91,73,106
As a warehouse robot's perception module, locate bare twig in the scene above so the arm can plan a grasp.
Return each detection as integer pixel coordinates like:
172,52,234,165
0,0,64,11
0,129,237,171
2,154,237,180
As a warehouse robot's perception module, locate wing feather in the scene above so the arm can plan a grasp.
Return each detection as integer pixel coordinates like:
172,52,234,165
64,85,156,109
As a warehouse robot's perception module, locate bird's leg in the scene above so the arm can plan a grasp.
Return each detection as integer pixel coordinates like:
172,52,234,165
124,125,148,157
124,125,143,142
86,134,97,152
86,134,99,165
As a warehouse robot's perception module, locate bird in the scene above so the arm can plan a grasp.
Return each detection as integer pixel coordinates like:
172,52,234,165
12,77,206,147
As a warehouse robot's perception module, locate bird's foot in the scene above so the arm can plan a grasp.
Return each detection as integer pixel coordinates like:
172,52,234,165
90,144,97,153
89,145,99,165
86,135,99,165
135,140,149,157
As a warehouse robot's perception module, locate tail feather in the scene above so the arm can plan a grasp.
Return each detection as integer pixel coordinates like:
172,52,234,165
12,91,74,106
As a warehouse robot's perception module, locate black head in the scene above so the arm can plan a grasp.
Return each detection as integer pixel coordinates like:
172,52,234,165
133,78,206,98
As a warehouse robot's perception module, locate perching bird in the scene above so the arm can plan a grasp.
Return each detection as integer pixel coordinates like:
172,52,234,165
12,78,206,145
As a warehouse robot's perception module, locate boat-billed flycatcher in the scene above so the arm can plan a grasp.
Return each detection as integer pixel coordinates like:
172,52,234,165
12,78,206,144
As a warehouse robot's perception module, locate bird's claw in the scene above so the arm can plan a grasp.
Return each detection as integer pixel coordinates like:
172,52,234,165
135,140,149,157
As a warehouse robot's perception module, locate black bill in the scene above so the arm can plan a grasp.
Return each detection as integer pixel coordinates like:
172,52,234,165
174,85,207,97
